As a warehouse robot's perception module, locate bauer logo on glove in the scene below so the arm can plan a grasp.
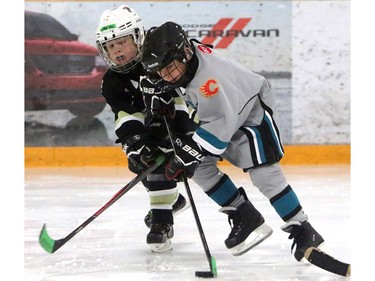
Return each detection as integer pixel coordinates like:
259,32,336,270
165,137,205,181
140,76,176,118
175,138,205,161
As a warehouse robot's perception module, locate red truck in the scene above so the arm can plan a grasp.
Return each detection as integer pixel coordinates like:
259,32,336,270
25,11,107,119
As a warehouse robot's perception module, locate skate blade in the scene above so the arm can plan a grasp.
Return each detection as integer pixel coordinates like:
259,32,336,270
149,239,173,253
230,223,273,256
173,200,191,217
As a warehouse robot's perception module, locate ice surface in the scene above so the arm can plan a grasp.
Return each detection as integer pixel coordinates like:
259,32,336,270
25,165,351,281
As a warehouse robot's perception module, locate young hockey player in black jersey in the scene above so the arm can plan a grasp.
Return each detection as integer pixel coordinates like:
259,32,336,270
141,22,325,261
95,6,193,252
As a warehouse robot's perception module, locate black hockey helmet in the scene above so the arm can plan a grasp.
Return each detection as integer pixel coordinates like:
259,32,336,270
141,22,195,87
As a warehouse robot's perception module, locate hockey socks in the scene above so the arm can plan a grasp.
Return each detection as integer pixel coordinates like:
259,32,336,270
144,193,190,228
205,174,239,206
270,185,302,221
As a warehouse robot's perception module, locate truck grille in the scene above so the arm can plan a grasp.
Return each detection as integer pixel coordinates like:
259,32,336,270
31,55,95,75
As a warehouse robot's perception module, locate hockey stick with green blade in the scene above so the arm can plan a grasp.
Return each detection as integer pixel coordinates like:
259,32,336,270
39,155,165,254
183,174,218,278
163,116,217,278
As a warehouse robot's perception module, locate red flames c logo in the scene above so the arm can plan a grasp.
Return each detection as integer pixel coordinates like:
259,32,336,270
200,79,219,97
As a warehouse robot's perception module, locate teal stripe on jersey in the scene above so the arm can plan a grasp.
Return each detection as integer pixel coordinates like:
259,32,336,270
195,127,228,150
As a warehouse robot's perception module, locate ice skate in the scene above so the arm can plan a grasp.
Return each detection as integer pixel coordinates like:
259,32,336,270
144,193,190,228
146,223,174,253
220,187,273,256
281,220,324,261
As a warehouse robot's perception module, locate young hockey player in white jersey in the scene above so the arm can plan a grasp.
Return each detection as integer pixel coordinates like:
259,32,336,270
141,22,325,261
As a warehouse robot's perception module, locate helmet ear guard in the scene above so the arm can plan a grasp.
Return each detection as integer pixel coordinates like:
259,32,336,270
183,46,194,62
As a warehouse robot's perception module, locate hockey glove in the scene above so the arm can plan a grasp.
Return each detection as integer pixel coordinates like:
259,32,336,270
165,137,205,181
140,76,176,119
123,134,172,171
122,134,150,171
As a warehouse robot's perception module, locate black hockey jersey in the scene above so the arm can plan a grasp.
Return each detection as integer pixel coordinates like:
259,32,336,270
101,64,198,145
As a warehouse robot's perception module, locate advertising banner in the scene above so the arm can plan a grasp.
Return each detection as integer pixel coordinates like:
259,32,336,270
25,1,292,146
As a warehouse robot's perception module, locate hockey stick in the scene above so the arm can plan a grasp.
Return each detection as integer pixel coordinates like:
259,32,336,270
305,247,351,277
163,116,217,278
39,155,165,254
181,175,217,278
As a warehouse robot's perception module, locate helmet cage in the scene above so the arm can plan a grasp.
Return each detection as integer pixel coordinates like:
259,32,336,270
96,29,143,73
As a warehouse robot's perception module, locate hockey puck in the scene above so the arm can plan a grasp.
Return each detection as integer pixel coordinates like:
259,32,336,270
195,271,215,278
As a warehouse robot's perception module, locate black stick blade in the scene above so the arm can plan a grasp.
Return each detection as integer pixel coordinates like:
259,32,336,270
195,271,215,278
305,247,351,277
195,256,217,278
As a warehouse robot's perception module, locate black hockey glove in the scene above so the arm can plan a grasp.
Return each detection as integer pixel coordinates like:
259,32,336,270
165,137,205,181
140,76,176,119
123,134,172,171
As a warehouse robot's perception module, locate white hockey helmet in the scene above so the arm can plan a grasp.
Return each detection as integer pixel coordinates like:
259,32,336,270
96,5,145,73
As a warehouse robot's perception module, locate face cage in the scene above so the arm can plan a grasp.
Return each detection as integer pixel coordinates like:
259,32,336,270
154,47,192,88
97,33,142,74
158,60,185,82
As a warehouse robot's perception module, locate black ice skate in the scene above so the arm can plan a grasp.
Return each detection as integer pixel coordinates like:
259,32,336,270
146,223,174,253
281,220,325,261
220,187,273,256
144,193,190,228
